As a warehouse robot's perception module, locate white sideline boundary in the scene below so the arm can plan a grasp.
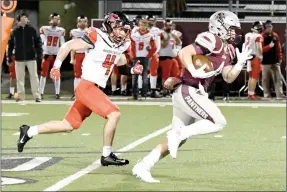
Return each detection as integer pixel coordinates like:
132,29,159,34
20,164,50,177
1,100,286,107
43,125,171,191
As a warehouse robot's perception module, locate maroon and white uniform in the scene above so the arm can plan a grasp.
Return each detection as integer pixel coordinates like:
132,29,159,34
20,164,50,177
172,31,235,125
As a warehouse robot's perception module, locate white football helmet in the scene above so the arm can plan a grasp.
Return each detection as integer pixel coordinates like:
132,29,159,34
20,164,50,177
209,11,241,43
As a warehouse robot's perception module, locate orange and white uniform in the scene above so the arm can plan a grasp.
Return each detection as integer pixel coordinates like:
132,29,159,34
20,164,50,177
70,28,87,78
245,32,263,79
171,29,183,72
149,26,161,78
65,27,130,129
159,32,180,79
40,26,65,77
131,29,156,59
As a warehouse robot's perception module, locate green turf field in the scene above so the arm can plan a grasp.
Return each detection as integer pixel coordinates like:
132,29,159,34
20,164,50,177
1,101,286,191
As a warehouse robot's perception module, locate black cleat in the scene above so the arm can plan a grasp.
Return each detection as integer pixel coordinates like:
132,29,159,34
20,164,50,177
41,94,44,100
17,125,32,153
101,152,129,166
6,93,13,99
55,94,60,99
121,90,127,96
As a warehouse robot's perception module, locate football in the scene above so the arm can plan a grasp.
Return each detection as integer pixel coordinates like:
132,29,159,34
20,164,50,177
192,55,214,72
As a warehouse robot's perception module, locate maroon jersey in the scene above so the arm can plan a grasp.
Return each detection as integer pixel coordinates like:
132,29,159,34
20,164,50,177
181,31,236,89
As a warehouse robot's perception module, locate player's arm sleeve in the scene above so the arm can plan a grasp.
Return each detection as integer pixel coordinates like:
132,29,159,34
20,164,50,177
81,27,97,49
155,34,161,54
147,37,156,58
7,30,14,62
193,32,216,55
60,36,65,46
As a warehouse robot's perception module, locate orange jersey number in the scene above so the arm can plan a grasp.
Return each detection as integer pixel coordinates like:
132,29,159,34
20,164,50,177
102,54,116,75
47,36,59,47
138,42,144,51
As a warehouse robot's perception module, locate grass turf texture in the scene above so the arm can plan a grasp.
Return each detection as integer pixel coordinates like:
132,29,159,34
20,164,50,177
1,102,286,191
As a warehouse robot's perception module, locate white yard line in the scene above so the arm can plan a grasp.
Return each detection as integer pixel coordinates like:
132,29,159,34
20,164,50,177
1,100,286,107
43,125,171,191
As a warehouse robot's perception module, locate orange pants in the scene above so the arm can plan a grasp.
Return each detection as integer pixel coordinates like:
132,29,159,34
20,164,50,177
74,53,85,78
150,54,159,76
249,56,261,80
65,79,120,129
159,58,180,80
41,55,56,77
9,56,16,79
171,59,180,78
175,56,183,72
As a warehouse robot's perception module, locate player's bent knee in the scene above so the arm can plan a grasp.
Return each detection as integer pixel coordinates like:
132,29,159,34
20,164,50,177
107,111,121,121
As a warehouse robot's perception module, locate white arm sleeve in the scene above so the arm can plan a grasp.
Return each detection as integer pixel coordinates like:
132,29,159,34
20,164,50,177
60,36,65,46
155,35,161,54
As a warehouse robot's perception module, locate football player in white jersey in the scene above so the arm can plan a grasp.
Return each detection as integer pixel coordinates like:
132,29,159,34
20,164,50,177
146,15,162,98
39,13,66,100
244,21,264,100
69,15,88,100
130,18,157,99
171,22,184,75
17,11,143,166
133,11,252,183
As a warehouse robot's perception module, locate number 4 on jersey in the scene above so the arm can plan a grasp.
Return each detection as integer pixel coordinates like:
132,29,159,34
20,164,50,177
102,54,116,75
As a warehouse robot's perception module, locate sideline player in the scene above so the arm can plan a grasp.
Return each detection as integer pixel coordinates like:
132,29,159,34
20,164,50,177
244,21,264,100
132,11,252,182
146,15,162,98
39,13,65,99
70,15,88,100
17,11,143,166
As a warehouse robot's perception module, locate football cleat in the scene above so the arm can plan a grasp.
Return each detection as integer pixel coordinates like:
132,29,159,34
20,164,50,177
17,125,32,153
167,129,182,159
132,160,160,183
101,153,129,166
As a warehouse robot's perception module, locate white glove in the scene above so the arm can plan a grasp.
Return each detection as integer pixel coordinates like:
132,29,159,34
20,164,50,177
189,61,225,79
234,43,253,70
198,83,208,98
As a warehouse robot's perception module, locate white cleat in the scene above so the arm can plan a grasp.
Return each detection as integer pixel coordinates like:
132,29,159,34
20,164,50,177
167,129,182,159
132,161,160,183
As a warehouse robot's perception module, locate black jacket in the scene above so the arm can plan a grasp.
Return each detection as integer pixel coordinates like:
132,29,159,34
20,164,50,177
7,24,43,63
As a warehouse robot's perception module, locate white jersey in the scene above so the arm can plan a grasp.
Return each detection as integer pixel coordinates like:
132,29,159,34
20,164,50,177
159,31,177,57
40,26,65,55
70,28,87,53
149,26,161,54
81,27,130,88
131,26,139,34
244,32,263,58
171,29,183,50
131,29,155,58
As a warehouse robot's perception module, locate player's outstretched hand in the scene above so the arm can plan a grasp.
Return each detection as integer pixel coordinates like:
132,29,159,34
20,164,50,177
191,64,217,79
132,60,143,75
50,67,60,81
235,43,253,66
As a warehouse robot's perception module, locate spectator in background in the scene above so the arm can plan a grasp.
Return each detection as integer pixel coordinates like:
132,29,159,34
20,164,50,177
261,20,284,99
7,10,42,102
